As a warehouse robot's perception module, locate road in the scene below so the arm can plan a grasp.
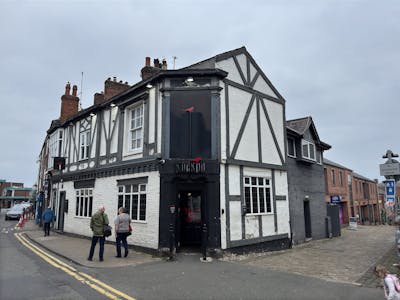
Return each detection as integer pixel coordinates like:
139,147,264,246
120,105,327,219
0,211,384,300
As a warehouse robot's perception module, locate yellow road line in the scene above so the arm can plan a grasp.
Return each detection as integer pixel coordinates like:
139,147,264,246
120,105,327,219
15,233,136,300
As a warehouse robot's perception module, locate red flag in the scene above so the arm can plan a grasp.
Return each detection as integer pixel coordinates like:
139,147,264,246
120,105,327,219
184,106,194,113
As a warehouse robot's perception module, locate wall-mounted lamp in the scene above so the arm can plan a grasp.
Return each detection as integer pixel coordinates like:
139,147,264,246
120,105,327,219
90,113,96,117
146,83,153,89
186,76,194,82
110,103,116,107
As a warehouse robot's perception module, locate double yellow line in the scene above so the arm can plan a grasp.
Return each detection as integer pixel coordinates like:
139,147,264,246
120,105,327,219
15,233,136,300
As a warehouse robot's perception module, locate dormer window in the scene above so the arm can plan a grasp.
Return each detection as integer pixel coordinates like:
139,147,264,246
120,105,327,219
301,139,316,161
287,138,296,158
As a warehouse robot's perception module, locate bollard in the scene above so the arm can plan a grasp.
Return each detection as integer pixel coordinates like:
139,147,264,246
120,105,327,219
201,223,208,261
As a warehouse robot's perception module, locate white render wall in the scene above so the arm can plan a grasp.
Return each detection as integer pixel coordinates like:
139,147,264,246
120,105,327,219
224,165,290,246
62,171,160,250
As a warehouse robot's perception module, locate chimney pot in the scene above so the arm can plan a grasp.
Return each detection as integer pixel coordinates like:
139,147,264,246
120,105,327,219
113,76,117,82
65,82,71,95
162,59,168,70
145,57,151,67
154,58,160,68
72,85,78,97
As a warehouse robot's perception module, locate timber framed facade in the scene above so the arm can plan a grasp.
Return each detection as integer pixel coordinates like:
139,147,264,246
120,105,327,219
37,47,291,255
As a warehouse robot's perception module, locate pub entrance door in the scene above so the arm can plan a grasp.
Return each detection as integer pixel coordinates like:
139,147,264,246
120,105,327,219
177,190,203,249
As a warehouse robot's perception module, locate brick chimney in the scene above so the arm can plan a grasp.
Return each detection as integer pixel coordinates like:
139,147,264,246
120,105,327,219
93,77,130,105
60,82,79,123
140,56,164,80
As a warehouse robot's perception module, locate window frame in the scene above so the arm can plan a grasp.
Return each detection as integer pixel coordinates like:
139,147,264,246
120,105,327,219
79,130,91,160
127,103,144,153
117,183,147,222
243,176,273,215
75,188,93,218
301,139,316,161
287,137,296,158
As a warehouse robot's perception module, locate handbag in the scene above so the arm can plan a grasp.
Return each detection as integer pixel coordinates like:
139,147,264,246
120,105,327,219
127,224,132,236
103,224,112,237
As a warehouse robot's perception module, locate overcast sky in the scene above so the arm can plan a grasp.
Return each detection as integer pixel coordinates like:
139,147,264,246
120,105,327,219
1,0,399,187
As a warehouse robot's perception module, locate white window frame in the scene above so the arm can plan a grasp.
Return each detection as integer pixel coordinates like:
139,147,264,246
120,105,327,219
75,188,93,218
287,137,296,158
127,104,144,153
79,130,90,160
118,183,147,222
243,176,273,215
301,139,316,161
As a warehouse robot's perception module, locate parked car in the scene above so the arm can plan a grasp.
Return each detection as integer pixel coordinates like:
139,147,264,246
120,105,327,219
5,203,30,220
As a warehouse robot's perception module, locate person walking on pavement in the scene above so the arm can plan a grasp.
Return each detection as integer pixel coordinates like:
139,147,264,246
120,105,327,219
114,207,131,258
375,265,400,300
42,206,55,236
88,205,109,262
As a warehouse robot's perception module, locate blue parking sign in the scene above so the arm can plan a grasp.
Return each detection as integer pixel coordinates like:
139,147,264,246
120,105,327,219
386,179,396,197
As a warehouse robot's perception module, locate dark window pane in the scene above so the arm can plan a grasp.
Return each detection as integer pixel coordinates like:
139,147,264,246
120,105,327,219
76,198,79,216
258,178,263,185
80,197,84,216
125,195,131,214
245,187,251,213
132,184,138,193
266,188,271,212
125,185,131,193
88,197,93,216
251,177,257,185
84,197,88,217
252,187,258,213
259,188,265,213
132,195,138,220
118,195,123,209
244,177,250,184
139,194,146,221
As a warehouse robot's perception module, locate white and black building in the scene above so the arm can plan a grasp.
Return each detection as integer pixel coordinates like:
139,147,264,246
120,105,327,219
286,117,331,244
37,47,291,255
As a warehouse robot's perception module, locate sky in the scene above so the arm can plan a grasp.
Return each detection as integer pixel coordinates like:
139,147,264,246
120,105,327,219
0,0,399,187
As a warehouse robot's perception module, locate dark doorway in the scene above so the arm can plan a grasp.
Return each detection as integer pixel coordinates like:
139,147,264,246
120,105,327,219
177,190,202,248
304,200,312,239
58,191,66,232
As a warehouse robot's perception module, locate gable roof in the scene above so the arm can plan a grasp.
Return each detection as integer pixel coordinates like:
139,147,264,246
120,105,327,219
184,46,285,101
286,116,331,150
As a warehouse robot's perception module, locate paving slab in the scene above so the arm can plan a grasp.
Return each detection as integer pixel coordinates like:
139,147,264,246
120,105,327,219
222,225,397,285
19,220,160,268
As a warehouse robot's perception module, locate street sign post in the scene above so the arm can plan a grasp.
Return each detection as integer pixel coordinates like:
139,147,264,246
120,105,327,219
385,179,396,207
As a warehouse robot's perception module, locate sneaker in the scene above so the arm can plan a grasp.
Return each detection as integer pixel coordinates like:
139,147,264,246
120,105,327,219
124,251,129,257
87,258,93,261
99,258,104,262
115,255,121,258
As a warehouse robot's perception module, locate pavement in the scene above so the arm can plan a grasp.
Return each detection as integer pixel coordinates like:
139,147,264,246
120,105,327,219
18,219,160,268
15,218,400,289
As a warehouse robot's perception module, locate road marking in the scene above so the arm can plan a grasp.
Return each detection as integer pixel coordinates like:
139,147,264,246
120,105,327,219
15,233,136,300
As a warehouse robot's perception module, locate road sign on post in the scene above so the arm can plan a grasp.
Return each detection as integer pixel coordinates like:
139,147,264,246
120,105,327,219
385,179,396,207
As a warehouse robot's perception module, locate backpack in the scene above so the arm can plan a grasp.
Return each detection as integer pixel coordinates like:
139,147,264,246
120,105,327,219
387,274,400,292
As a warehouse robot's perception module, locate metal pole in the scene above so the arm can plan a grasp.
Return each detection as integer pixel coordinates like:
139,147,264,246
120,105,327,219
201,223,207,261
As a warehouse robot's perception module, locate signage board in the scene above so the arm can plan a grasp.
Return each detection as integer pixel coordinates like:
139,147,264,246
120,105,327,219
385,179,396,207
330,195,341,204
380,163,400,176
349,217,358,230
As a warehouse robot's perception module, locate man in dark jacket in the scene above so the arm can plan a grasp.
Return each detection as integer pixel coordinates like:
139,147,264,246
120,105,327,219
42,206,54,236
88,205,109,261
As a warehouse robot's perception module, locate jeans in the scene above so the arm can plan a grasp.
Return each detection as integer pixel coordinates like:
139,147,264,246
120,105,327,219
88,236,105,260
116,232,129,257
44,222,51,236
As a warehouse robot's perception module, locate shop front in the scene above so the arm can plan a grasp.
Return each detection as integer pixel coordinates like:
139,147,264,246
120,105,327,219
159,159,220,255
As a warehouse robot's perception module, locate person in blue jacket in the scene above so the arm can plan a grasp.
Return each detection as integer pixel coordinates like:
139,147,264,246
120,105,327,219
42,206,55,236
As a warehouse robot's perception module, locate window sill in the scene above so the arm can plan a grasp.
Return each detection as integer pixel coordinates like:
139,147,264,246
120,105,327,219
245,213,274,217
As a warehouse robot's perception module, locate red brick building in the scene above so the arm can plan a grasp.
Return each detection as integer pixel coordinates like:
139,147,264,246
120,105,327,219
324,159,352,225
0,180,32,208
